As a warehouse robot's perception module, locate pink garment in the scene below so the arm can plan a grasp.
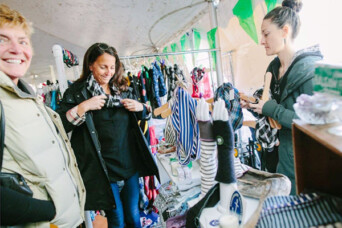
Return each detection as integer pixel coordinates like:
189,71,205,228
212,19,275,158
149,126,157,154
201,72,213,99
191,69,213,99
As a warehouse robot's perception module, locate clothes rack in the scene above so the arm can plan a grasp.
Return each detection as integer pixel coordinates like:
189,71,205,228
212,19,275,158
119,48,221,60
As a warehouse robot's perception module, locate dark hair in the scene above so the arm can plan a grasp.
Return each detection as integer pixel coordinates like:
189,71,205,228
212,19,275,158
78,42,128,91
264,0,302,39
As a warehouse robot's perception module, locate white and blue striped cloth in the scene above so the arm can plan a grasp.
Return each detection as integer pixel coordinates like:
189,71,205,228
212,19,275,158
171,87,200,166
256,193,342,228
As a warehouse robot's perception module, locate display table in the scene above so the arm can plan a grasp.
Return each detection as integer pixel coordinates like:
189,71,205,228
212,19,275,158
292,119,342,197
156,152,259,227
156,153,201,185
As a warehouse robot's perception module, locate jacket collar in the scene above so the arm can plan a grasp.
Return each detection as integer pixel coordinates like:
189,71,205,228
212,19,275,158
279,45,323,102
0,71,36,99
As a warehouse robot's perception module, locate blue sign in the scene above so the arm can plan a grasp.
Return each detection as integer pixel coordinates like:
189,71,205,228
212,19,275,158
229,191,243,224
209,219,220,226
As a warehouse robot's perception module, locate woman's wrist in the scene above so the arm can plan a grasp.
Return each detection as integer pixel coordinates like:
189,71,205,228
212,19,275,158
77,102,88,116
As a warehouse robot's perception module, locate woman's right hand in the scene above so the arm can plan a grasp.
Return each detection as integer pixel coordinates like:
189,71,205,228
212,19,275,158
239,92,250,109
77,95,107,116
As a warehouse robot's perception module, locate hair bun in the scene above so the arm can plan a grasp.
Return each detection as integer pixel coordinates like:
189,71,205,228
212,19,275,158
282,0,302,13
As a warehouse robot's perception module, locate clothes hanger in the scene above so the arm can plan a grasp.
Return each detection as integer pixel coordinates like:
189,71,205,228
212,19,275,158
242,120,256,128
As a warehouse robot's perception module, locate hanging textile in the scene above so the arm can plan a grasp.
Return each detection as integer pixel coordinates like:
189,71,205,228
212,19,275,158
171,87,200,165
163,47,169,60
138,69,148,103
128,72,142,102
191,67,205,98
180,33,190,63
171,43,180,62
233,0,258,44
62,48,79,68
265,0,281,13
207,28,218,70
190,67,213,99
214,82,243,131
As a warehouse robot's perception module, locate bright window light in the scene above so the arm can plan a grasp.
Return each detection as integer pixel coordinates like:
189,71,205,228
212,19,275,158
296,0,342,62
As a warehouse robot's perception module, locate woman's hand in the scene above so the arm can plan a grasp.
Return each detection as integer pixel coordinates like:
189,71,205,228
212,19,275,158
249,100,265,115
240,99,251,109
78,95,107,116
121,99,144,112
239,92,251,109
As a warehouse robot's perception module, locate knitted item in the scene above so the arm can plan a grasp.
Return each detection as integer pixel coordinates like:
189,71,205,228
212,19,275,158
213,120,236,184
197,121,215,141
199,140,217,197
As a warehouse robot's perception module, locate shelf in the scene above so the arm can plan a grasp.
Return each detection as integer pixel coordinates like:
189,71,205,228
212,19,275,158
292,119,342,197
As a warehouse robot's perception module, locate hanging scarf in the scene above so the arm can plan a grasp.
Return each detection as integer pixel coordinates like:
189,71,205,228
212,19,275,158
171,87,200,165
86,73,123,107
214,82,243,131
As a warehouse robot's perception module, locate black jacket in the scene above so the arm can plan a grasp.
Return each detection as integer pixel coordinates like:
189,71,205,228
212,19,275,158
57,80,159,210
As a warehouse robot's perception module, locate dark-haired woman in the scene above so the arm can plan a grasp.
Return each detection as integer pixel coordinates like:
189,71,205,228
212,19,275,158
57,43,159,227
241,0,323,194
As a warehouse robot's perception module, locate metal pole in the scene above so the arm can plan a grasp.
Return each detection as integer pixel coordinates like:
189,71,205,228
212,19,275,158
208,0,224,87
119,48,220,60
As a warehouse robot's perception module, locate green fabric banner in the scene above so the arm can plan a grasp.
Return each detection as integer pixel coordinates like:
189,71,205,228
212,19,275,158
192,28,201,64
180,34,190,62
207,27,217,70
265,0,281,12
193,29,201,50
162,46,168,60
233,0,258,44
170,43,180,62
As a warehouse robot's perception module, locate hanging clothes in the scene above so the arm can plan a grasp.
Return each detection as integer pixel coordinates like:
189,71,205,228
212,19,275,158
128,72,142,102
138,70,148,103
191,67,204,98
166,66,176,101
191,67,213,99
214,82,243,131
171,87,200,166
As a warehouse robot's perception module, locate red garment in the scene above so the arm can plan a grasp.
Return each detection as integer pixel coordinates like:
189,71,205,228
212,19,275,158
149,126,157,154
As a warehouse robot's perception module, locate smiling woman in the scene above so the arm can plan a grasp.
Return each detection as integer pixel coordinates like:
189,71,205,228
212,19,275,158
0,8,32,84
0,4,86,227
57,42,159,227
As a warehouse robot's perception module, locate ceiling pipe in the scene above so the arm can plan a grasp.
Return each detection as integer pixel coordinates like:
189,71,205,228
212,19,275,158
208,0,224,87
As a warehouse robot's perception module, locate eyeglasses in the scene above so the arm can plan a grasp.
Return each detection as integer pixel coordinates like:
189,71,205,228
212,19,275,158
97,43,117,54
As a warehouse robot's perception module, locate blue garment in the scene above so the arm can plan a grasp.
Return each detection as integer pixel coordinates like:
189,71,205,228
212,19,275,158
106,173,141,228
256,193,342,228
50,90,58,110
214,83,243,131
171,87,200,165
153,62,167,99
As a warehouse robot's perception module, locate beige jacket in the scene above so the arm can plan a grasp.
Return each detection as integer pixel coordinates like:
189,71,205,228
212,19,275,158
0,72,85,228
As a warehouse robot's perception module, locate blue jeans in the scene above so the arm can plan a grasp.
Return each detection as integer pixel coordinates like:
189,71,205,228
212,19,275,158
106,173,141,228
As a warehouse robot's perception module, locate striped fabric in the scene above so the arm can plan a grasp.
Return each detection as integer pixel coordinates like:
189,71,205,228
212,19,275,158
165,115,176,145
199,141,217,197
66,105,86,126
234,157,249,178
171,87,200,166
256,193,342,228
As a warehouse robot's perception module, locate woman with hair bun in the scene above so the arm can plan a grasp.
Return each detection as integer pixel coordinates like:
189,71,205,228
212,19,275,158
241,0,323,194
